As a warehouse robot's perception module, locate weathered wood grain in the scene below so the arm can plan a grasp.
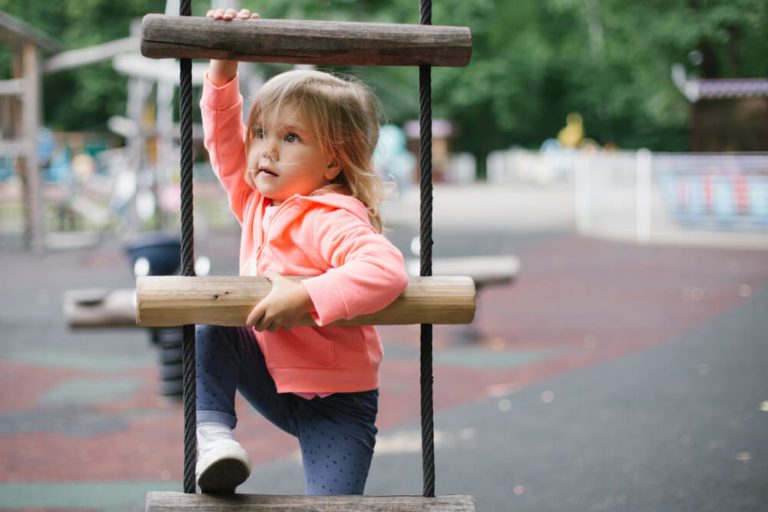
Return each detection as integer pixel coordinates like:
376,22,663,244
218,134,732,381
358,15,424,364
146,492,477,511
140,14,471,67
136,275,476,327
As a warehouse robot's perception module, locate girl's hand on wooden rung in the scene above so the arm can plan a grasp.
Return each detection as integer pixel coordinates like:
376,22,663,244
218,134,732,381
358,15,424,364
246,273,314,332
205,10,260,85
206,8,260,21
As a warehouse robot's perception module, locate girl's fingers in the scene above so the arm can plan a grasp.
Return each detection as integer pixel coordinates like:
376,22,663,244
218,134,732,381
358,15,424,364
262,317,280,332
254,316,268,332
246,303,264,327
237,9,261,19
208,9,260,21
213,8,236,20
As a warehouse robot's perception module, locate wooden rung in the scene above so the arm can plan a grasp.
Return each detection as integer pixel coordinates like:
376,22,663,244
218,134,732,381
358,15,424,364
140,14,472,67
146,492,476,511
136,275,476,327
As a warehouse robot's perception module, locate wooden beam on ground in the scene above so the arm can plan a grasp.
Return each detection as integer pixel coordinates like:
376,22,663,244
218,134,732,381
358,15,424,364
63,288,136,328
140,14,472,67
136,275,476,327
146,492,476,511
407,255,521,288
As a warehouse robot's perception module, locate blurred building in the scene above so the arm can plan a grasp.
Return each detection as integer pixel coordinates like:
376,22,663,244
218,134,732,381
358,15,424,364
672,65,768,152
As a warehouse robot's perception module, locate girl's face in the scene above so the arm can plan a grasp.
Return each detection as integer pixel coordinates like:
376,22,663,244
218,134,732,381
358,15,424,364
247,107,340,206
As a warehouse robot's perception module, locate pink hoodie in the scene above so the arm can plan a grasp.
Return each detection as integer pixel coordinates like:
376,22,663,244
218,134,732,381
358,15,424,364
201,74,409,394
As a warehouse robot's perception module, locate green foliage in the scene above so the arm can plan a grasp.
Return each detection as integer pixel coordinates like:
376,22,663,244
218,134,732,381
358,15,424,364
430,0,768,158
0,0,167,131
1,0,766,158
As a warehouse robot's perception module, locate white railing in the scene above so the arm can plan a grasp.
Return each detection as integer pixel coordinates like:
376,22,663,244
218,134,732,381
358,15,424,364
488,148,768,244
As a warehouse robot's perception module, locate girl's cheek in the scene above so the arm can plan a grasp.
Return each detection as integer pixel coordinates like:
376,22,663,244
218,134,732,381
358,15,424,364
244,170,256,190
247,145,260,169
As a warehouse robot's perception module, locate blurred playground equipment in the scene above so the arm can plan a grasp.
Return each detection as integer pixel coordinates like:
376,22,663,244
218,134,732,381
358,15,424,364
557,112,584,149
0,10,236,250
488,147,768,246
0,12,60,251
404,119,477,184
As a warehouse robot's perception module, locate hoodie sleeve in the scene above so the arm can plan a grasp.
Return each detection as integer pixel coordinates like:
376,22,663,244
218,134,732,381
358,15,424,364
301,209,409,326
200,73,255,223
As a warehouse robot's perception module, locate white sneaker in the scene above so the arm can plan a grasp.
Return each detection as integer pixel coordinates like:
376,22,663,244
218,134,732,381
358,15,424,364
196,424,251,494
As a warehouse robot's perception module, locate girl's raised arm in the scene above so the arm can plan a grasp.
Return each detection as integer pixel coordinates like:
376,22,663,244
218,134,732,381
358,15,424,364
201,8,262,221
206,8,261,85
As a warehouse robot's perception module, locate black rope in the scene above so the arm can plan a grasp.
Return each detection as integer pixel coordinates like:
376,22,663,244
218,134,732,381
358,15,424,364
419,0,435,499
173,0,437,498
178,0,197,495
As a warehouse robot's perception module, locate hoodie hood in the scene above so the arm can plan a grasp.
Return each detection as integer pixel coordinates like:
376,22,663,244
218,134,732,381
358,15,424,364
284,189,371,225
257,189,373,247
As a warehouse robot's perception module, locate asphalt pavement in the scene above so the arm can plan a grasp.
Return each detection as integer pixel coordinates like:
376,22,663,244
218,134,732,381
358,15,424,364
1,183,767,511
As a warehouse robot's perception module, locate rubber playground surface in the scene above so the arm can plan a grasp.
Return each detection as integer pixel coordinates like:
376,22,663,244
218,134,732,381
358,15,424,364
1,229,767,510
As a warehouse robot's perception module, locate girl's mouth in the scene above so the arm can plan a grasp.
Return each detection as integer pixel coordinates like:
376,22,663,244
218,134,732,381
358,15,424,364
259,168,278,177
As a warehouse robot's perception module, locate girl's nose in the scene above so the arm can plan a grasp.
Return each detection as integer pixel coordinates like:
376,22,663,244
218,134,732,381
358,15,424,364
262,139,278,161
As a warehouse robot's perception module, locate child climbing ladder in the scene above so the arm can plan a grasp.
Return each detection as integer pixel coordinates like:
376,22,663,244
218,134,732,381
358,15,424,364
140,2,477,509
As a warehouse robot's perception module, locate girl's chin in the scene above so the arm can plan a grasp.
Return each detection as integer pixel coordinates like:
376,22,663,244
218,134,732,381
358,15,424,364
255,186,285,204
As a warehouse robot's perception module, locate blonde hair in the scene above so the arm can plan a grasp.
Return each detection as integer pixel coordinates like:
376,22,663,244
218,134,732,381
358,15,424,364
245,69,386,232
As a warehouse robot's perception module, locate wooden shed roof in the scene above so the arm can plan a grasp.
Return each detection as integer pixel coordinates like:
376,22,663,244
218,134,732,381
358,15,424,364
696,79,768,100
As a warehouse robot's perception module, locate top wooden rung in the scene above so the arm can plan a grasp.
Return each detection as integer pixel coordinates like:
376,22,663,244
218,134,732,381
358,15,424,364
140,14,472,67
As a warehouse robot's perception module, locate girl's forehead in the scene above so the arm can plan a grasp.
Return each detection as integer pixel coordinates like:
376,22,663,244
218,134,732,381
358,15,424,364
257,103,311,128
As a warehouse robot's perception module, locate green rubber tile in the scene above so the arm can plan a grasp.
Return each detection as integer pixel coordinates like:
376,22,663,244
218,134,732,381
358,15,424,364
6,350,153,373
42,378,144,405
0,481,180,509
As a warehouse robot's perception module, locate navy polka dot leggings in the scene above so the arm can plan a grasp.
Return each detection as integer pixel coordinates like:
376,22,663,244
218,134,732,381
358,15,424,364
195,324,378,495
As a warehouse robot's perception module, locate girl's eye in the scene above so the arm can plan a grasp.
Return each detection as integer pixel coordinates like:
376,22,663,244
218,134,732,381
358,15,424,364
284,132,300,143
255,127,265,138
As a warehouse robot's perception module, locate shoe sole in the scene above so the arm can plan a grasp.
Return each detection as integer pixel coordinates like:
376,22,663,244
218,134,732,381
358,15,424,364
197,457,250,494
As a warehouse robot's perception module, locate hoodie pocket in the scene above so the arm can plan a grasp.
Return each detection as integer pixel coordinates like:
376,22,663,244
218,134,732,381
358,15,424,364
264,328,333,369
325,326,372,368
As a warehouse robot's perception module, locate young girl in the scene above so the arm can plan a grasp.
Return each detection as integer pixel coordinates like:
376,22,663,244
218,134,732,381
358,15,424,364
195,8,409,495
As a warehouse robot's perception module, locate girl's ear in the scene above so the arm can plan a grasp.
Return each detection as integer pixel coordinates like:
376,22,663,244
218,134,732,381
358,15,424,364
323,159,342,181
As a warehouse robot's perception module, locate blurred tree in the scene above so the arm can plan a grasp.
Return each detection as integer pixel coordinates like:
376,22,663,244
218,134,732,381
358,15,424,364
432,0,768,165
1,0,766,164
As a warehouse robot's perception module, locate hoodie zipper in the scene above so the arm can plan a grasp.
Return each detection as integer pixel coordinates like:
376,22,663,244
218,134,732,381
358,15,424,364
253,197,296,275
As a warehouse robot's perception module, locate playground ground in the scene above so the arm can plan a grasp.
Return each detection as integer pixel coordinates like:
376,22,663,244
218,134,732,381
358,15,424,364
1,183,767,511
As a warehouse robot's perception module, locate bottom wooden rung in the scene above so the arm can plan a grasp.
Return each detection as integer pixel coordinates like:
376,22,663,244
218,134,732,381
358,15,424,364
146,491,476,511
